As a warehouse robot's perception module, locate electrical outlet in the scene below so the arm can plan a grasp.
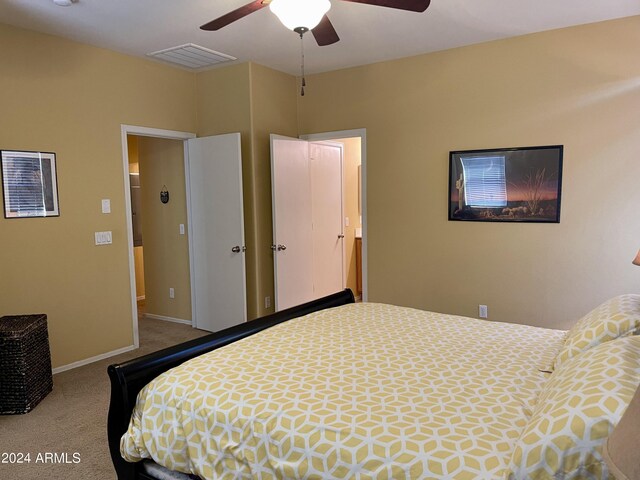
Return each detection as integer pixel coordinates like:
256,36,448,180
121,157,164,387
265,296,271,309
479,304,488,319
169,288,175,299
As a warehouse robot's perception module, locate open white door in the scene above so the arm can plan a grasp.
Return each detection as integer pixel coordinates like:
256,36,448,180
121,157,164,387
271,135,315,311
310,142,344,298
187,133,246,332
271,135,344,311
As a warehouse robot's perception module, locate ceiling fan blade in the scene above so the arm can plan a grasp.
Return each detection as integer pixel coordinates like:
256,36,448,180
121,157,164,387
312,15,340,46
200,0,269,31
340,0,430,13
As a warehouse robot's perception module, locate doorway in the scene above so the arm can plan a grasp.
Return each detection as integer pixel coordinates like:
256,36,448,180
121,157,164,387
271,129,367,310
126,135,193,328
271,137,345,311
121,125,196,348
121,126,248,347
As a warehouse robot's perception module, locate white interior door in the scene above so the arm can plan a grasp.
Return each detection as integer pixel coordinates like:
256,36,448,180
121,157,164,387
187,133,246,331
310,142,344,298
270,135,314,311
271,136,345,311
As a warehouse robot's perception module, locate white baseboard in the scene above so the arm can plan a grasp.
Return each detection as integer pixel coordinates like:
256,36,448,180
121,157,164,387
52,344,137,375
144,313,192,326
137,295,146,301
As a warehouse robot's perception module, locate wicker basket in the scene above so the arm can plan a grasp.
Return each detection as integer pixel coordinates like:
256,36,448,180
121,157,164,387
0,314,53,414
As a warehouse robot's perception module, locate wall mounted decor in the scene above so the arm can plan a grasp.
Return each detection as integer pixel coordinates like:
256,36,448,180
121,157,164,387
1,150,59,218
160,185,169,204
448,145,563,223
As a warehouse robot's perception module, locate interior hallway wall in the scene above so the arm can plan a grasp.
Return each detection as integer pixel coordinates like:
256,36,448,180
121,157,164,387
137,136,191,322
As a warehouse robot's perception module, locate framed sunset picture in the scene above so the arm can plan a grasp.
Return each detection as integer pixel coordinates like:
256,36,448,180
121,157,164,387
448,145,563,223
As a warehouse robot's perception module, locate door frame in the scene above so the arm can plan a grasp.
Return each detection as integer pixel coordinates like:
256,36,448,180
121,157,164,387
300,129,368,302
120,125,196,348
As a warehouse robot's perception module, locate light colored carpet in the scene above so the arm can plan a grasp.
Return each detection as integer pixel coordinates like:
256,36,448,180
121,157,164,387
0,316,208,479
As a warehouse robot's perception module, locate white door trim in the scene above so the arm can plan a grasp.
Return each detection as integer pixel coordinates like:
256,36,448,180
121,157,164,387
120,125,196,348
300,129,368,302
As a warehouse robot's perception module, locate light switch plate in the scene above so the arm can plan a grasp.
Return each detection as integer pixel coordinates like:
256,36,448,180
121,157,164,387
101,199,111,214
95,231,113,245
179,224,185,235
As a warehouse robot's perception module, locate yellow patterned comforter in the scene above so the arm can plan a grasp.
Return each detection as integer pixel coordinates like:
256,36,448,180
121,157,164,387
121,303,566,479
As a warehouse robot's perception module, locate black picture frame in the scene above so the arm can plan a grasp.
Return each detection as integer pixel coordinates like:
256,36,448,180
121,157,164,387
1,150,60,219
448,145,563,223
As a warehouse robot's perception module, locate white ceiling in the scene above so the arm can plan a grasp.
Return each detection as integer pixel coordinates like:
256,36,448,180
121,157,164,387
1,0,638,75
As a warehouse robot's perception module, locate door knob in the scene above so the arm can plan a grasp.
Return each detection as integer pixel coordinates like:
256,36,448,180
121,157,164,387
277,244,287,251
231,246,241,253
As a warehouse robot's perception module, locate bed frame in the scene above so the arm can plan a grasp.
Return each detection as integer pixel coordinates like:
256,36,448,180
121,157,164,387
107,289,355,480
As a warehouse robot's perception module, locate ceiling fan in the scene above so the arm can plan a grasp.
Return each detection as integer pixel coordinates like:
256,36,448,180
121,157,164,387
200,0,432,46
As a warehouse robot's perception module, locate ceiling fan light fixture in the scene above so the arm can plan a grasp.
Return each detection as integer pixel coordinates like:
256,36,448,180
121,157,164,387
269,0,331,31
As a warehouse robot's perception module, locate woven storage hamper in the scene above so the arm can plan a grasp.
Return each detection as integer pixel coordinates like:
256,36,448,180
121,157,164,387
0,314,53,414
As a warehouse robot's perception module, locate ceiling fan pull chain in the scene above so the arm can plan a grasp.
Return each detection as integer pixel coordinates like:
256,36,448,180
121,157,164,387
299,30,306,96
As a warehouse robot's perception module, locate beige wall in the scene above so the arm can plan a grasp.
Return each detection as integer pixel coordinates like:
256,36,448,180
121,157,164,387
3,15,640,370
137,136,191,321
298,16,640,329
0,23,196,368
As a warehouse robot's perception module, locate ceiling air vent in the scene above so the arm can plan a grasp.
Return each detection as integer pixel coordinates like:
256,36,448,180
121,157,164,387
148,43,236,70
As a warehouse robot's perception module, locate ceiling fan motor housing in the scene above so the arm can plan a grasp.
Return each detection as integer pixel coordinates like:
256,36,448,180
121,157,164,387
269,0,331,31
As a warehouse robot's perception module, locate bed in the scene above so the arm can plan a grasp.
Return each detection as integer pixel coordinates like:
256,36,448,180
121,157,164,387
107,289,640,480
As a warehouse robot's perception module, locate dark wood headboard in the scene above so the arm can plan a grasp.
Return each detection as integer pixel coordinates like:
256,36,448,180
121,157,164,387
107,289,355,480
